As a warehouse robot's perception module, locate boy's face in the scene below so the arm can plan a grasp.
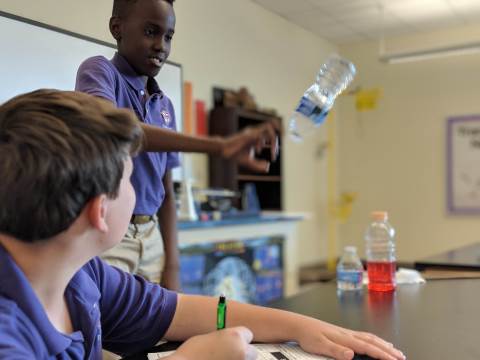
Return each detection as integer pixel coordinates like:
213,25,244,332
112,0,175,78
103,157,136,250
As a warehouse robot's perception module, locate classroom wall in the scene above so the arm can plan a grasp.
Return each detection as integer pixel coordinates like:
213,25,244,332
338,24,480,261
1,0,338,266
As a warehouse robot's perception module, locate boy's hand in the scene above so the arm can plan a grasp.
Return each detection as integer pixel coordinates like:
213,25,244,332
172,326,257,360
296,318,405,360
219,120,281,173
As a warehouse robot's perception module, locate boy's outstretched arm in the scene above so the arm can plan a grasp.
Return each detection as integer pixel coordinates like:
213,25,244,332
164,294,405,360
141,120,280,173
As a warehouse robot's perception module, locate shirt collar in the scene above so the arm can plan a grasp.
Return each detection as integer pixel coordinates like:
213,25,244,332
111,52,163,97
0,244,99,356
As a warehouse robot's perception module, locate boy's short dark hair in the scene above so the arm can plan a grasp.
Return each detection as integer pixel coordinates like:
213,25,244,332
0,89,142,242
112,0,175,17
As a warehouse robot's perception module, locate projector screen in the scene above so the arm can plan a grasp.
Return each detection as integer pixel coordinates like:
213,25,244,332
0,11,184,181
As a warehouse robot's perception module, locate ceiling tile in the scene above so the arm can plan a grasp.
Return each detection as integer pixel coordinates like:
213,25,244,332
284,8,336,27
250,0,480,44
252,0,316,15
308,0,379,12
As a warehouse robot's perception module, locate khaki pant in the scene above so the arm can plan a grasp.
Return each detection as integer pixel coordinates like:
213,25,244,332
101,217,165,358
101,215,164,283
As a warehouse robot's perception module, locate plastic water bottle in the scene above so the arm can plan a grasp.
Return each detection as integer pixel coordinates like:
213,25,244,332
336,246,363,291
365,211,396,292
289,54,356,142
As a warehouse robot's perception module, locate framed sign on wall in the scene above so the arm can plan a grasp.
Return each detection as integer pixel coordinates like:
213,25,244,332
447,115,480,214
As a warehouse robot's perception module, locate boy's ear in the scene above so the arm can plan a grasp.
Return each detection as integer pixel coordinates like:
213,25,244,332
87,195,109,233
109,17,122,41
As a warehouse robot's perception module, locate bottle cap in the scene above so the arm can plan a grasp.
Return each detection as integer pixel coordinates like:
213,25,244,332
371,211,388,221
344,246,357,253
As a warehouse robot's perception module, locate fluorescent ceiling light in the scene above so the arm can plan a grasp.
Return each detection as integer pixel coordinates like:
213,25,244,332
379,41,480,64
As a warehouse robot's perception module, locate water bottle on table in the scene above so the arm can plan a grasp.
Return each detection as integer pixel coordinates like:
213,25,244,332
289,54,356,141
336,246,363,291
365,211,396,292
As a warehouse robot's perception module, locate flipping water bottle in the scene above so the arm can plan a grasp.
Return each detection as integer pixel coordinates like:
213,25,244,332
365,211,396,292
289,54,356,142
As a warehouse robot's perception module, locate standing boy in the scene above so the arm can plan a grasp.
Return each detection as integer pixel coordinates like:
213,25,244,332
0,89,405,360
76,0,279,289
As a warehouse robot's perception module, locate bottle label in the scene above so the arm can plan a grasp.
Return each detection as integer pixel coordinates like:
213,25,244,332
295,96,329,126
337,270,363,285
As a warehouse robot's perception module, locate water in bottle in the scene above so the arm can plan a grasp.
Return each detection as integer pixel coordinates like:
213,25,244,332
365,211,396,292
336,246,363,291
289,54,356,142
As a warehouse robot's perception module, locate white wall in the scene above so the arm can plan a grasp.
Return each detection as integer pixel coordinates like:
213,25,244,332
1,0,338,266
338,24,480,261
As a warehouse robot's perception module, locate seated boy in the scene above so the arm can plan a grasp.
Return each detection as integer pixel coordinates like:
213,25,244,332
0,90,404,360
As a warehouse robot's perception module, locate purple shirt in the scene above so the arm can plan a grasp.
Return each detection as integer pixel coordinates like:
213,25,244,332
0,245,177,359
75,53,180,215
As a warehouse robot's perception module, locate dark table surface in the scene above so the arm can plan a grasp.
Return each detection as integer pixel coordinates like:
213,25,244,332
414,242,480,271
269,279,480,359
124,279,480,359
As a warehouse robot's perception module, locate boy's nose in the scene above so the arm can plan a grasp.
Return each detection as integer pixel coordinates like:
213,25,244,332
153,38,168,52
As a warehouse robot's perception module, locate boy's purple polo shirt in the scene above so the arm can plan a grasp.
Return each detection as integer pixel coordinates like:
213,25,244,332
75,53,180,215
0,245,177,359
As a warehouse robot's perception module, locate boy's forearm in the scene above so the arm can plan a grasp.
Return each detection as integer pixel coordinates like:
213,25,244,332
165,294,302,343
158,172,179,268
142,123,223,154
158,204,179,268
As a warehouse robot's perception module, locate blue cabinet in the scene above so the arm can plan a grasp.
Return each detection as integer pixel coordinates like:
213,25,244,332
180,236,284,305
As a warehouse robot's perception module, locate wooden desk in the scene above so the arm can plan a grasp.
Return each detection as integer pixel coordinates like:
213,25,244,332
414,242,480,271
269,279,480,359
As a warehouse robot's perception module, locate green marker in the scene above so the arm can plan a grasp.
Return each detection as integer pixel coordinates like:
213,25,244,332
216,294,226,330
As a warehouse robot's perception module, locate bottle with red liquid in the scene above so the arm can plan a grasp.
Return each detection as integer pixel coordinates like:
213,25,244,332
365,211,396,292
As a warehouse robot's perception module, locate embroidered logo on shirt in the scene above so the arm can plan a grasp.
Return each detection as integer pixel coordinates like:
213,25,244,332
161,110,171,125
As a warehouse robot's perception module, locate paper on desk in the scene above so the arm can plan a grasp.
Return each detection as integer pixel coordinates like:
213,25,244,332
148,343,332,359
362,267,426,285
253,344,332,359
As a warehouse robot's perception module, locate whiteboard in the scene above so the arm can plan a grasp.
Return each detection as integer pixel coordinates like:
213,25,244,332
447,115,480,214
0,11,183,181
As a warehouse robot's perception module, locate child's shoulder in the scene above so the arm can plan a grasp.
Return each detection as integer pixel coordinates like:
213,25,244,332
78,55,115,70
0,298,48,355
0,297,34,335
76,56,120,90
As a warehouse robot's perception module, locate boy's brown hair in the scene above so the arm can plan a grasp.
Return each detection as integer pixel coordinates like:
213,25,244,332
0,89,142,242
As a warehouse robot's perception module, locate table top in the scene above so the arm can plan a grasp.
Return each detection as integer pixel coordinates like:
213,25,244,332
269,279,480,359
414,242,480,271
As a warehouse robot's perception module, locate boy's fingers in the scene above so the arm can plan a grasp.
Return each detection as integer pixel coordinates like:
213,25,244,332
238,149,270,172
260,123,279,160
342,338,399,360
315,337,354,360
352,333,405,360
246,344,258,360
230,326,254,344
232,327,257,360
272,135,279,159
255,139,263,154
265,118,282,134
242,158,270,173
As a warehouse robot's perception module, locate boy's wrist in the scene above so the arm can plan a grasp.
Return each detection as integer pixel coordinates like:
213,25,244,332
211,136,225,156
